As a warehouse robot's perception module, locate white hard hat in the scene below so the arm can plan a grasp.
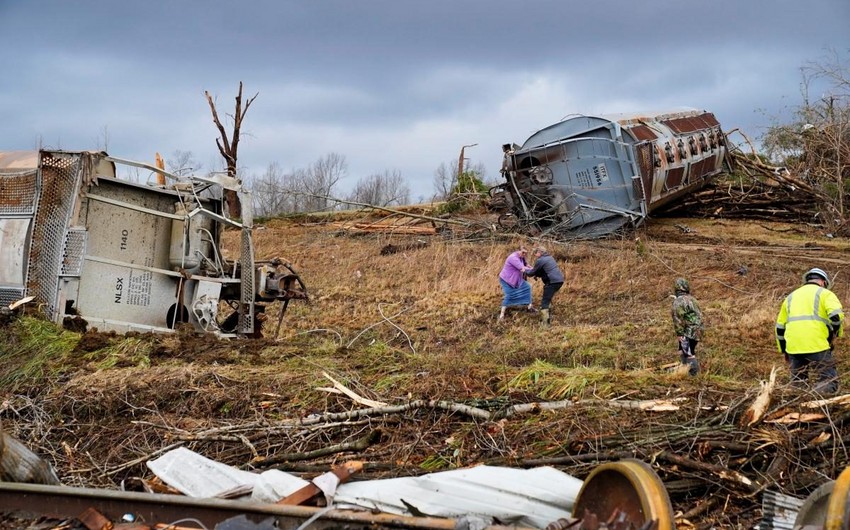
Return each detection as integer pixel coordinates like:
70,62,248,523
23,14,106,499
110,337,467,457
803,267,831,288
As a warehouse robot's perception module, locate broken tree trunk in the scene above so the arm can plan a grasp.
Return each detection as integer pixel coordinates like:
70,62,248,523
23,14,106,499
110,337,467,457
0,428,61,485
204,82,258,220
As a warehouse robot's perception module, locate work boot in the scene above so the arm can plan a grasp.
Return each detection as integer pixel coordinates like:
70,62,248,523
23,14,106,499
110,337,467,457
540,309,550,328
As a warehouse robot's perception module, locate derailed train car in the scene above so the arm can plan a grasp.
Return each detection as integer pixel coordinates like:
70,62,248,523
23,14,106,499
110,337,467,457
492,108,728,237
0,150,306,337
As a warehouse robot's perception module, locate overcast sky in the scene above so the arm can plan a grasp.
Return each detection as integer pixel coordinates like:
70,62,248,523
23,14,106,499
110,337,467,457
2,1,848,200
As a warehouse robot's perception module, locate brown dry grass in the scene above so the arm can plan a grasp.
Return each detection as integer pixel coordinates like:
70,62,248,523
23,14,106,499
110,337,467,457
238,215,850,398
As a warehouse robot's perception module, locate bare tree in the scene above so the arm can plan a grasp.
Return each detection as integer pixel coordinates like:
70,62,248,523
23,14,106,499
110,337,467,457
432,161,457,201
432,160,488,201
205,82,258,218
347,170,411,207
300,153,347,212
250,162,288,217
166,150,202,176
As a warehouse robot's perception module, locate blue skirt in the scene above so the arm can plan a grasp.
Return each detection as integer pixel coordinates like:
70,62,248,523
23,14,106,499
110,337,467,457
500,278,532,307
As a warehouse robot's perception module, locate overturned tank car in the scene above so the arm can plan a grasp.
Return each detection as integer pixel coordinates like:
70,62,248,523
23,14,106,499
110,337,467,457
491,108,728,238
0,150,306,337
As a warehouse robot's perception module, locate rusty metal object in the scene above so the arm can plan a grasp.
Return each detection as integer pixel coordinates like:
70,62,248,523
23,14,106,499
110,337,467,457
79,506,114,530
572,459,674,530
277,460,363,506
0,482,528,530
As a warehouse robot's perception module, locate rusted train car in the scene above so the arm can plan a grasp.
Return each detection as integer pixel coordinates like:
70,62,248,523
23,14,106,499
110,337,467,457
492,108,727,237
0,150,306,337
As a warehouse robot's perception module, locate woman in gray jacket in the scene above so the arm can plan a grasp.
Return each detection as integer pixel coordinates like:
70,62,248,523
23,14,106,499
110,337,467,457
527,247,565,327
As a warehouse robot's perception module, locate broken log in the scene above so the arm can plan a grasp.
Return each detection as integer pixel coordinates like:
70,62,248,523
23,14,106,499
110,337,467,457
740,366,778,427
0,428,61,485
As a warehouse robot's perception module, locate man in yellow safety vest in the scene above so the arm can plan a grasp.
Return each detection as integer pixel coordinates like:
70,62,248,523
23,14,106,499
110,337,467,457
776,267,844,393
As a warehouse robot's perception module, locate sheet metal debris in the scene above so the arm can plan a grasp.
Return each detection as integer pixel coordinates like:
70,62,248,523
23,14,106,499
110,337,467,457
146,447,309,500
147,448,581,529
761,490,805,530
334,465,581,529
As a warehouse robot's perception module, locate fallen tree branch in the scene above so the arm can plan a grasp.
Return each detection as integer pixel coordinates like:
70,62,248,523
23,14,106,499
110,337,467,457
319,371,387,408
653,450,758,493
104,442,185,477
247,430,382,469
287,190,481,228
378,302,416,353
346,306,412,349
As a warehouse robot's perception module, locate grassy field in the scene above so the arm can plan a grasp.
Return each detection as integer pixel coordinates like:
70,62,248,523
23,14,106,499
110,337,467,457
242,214,850,396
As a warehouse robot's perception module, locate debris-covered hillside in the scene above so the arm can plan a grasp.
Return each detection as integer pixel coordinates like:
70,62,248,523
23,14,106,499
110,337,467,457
1,211,849,528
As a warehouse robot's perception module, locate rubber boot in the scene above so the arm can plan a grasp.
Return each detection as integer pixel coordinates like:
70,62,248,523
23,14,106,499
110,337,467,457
680,353,699,376
540,309,550,328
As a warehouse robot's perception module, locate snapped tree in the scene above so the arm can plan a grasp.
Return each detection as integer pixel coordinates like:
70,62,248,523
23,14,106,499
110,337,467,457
205,82,258,219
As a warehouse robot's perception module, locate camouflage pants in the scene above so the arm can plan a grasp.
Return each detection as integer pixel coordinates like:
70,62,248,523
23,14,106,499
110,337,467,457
678,336,699,376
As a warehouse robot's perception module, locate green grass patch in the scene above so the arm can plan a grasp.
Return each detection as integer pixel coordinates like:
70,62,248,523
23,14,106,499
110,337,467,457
0,317,80,390
85,337,152,369
503,360,617,399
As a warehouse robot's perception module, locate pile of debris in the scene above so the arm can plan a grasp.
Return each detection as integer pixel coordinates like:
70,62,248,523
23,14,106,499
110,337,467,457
659,147,838,229
4,371,850,528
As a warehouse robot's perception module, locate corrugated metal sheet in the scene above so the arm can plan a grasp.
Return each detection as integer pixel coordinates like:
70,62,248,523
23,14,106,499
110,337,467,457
761,490,804,530
335,465,581,529
629,125,659,141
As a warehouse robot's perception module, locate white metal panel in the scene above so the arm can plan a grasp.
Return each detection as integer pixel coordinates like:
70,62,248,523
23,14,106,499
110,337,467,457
147,447,260,498
75,260,178,328
335,465,582,529
146,447,581,529
251,470,312,503
0,218,30,286
84,198,173,270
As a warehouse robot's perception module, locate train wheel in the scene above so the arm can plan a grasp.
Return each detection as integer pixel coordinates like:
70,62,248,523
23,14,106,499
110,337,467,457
825,466,850,530
498,212,519,230
795,480,834,528
573,459,675,530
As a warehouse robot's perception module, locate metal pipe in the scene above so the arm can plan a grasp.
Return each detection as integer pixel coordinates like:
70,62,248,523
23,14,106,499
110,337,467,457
0,483,531,530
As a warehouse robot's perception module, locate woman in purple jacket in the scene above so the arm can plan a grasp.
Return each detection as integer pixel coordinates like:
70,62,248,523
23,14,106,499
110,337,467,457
498,247,534,320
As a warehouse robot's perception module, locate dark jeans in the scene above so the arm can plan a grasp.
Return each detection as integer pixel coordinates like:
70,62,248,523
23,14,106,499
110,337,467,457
678,336,699,376
789,350,838,394
541,282,563,310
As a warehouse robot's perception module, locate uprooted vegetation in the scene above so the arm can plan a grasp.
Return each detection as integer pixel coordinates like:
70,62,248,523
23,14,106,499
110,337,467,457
1,214,850,528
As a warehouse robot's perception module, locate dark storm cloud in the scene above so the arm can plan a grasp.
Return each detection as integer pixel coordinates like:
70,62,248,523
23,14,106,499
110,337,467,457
1,1,848,197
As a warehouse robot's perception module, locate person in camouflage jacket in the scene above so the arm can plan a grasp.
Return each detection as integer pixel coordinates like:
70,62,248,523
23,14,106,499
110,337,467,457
671,278,704,376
